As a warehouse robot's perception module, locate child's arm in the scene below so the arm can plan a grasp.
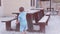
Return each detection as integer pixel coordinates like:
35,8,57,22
16,15,20,24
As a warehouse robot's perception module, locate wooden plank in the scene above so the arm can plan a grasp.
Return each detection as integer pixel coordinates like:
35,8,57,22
38,16,49,23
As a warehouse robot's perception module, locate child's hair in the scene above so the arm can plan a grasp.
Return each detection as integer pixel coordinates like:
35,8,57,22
19,7,24,12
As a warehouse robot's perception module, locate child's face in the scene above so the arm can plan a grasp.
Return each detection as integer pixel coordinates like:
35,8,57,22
19,7,24,12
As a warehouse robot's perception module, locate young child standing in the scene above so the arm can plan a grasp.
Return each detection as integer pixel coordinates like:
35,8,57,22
17,7,28,34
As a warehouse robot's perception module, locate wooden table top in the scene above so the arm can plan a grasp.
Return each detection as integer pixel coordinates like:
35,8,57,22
12,10,40,14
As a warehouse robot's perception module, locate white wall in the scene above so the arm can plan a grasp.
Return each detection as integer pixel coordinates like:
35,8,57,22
2,0,60,16
3,0,31,16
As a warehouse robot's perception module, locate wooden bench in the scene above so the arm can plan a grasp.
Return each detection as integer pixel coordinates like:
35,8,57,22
31,16,49,32
1,17,17,31
45,12,51,18
38,16,49,33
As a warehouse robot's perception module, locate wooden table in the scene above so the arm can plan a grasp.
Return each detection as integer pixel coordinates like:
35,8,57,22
12,10,39,31
12,9,44,32
12,12,20,20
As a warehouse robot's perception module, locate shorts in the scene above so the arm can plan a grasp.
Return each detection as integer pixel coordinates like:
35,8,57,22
20,25,28,32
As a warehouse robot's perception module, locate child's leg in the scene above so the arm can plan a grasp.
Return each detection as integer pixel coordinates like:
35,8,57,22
20,24,28,34
20,25,26,34
22,25,28,34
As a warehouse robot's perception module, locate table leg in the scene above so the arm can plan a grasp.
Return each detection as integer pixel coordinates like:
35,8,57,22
6,21,11,30
39,23,45,33
15,14,20,31
26,14,33,31
34,13,39,23
16,23,20,31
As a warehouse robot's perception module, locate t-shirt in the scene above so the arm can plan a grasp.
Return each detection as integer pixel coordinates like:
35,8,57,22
18,11,27,25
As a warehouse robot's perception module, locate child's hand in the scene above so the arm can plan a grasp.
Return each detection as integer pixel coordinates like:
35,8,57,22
16,20,19,24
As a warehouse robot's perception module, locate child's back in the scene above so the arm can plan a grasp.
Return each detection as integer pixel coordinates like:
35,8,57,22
18,12,27,25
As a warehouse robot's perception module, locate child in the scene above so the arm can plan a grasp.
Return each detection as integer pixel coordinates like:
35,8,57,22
17,7,28,34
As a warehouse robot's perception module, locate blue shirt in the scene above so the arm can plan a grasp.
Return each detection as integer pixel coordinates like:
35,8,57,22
18,11,27,25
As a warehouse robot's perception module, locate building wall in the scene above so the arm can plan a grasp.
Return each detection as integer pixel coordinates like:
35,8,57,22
3,0,31,16
2,0,60,16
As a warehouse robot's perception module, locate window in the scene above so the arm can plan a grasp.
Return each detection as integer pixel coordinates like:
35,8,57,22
31,0,49,9
31,0,35,7
31,0,41,8
36,0,40,8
